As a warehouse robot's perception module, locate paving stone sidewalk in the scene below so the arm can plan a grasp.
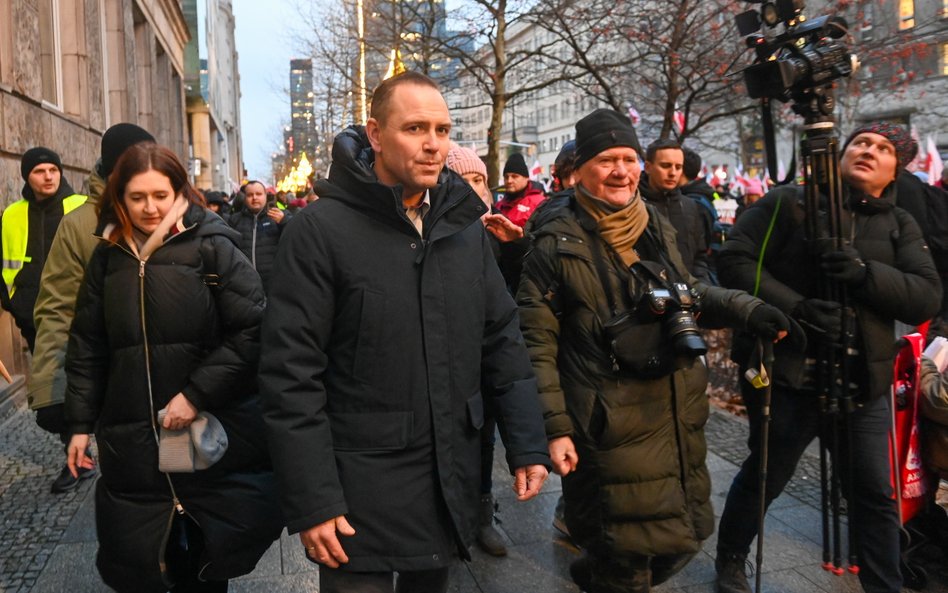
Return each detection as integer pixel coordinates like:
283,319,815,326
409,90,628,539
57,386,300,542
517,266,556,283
2,400,946,592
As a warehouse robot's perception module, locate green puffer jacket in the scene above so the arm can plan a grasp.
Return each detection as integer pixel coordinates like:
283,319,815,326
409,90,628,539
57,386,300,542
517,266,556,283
518,193,767,557
29,170,105,410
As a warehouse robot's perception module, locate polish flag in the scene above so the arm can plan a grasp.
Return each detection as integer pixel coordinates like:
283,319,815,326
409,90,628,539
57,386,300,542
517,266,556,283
628,105,641,126
530,159,543,181
927,135,943,185
673,110,686,134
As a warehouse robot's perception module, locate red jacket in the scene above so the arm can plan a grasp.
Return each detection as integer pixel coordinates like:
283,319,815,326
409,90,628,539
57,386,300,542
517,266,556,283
496,186,546,228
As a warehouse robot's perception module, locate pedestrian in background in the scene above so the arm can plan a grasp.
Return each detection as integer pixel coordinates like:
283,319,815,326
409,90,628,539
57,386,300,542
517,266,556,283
227,180,290,291
64,142,282,593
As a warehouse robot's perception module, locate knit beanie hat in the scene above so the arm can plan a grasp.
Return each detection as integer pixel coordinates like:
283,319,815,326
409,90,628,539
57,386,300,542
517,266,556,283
503,152,529,177
99,123,156,178
157,409,229,473
446,145,487,179
21,147,62,180
843,122,916,170
744,178,765,196
574,109,642,169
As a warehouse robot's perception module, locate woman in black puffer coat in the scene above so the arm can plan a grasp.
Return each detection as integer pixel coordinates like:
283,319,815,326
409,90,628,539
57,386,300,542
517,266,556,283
64,143,282,593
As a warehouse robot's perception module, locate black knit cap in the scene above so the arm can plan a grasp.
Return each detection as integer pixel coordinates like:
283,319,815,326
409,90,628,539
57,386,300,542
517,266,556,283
21,147,62,180
844,122,916,170
99,123,156,178
574,109,642,169
503,153,529,177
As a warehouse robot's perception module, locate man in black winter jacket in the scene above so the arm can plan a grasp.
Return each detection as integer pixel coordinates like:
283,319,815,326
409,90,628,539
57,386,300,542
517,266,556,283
714,123,942,593
260,72,550,593
640,140,714,285
227,180,290,290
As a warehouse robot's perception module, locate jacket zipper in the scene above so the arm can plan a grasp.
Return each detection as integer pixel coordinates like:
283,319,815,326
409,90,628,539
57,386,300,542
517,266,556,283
251,212,259,270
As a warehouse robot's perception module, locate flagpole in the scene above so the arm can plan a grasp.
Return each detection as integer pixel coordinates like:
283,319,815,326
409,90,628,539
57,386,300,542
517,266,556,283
357,0,367,125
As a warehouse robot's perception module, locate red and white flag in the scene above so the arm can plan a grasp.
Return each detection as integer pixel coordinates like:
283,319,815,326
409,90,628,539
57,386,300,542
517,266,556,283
926,135,943,185
628,105,641,126
673,110,686,134
530,159,543,181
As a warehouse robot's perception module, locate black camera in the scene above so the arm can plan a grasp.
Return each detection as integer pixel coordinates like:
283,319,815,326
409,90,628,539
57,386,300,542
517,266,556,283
640,282,708,360
735,1,856,104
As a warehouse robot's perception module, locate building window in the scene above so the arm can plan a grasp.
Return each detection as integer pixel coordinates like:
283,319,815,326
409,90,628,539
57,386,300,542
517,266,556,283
942,42,948,76
899,0,915,30
38,0,62,106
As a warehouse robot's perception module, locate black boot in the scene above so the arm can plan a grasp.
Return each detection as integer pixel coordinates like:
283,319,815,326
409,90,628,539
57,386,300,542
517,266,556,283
715,551,751,593
475,494,507,556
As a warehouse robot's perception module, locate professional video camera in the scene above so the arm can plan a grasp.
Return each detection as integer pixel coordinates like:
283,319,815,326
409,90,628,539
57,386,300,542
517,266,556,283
735,0,857,112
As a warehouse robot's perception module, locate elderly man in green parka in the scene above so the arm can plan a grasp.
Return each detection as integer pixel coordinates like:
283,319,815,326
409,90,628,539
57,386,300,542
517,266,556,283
29,123,155,493
517,109,797,593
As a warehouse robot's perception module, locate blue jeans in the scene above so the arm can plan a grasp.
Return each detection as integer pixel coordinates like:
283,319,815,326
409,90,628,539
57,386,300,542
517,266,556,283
717,382,902,593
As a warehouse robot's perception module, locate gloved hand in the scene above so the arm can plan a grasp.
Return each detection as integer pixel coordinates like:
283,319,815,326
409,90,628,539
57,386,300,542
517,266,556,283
793,298,842,342
35,403,67,435
746,304,791,341
821,246,867,285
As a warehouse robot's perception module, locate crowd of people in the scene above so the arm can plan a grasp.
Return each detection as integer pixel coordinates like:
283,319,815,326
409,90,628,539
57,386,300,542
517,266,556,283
2,70,947,593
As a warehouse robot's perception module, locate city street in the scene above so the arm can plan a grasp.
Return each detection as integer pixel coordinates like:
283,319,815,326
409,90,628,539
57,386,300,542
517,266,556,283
2,389,945,593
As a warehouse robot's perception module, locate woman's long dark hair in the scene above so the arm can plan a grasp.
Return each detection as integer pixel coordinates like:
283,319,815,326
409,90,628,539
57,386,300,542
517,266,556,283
98,143,205,244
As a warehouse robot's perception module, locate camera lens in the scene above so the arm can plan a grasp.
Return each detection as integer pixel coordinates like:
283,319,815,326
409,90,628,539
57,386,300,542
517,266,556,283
665,311,708,357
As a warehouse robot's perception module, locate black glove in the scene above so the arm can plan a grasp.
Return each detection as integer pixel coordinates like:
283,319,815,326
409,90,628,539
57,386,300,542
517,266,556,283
35,403,67,435
793,298,842,342
821,246,867,285
746,304,791,341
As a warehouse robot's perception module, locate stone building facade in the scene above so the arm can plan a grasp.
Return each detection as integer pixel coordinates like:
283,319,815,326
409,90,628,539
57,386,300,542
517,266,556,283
0,0,190,393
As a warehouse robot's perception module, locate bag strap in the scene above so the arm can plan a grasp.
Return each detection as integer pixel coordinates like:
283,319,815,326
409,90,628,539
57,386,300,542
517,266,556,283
199,237,222,289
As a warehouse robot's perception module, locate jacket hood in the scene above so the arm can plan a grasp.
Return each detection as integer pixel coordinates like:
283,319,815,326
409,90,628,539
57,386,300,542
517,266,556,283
315,125,487,235
83,168,106,206
21,175,76,203
681,179,716,200
640,181,683,203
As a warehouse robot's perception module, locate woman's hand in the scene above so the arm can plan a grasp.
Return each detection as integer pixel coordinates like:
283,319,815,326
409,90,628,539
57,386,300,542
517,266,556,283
67,434,95,478
161,393,198,430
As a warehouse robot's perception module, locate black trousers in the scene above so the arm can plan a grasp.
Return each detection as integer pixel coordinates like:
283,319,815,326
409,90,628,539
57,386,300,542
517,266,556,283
318,566,450,593
717,382,902,593
573,550,696,593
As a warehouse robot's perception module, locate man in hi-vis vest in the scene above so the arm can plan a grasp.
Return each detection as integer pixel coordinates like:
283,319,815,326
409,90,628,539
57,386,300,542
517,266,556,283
1,147,85,352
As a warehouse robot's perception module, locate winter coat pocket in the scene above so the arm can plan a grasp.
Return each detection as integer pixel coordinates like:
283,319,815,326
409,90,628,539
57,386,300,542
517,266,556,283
329,411,413,451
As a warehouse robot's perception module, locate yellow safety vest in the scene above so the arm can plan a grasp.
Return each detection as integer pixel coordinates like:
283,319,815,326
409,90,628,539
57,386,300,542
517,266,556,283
2,194,87,297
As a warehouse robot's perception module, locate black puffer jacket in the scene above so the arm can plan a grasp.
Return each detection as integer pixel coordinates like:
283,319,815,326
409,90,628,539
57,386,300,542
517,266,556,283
260,126,550,572
227,208,290,289
719,184,942,399
65,205,282,592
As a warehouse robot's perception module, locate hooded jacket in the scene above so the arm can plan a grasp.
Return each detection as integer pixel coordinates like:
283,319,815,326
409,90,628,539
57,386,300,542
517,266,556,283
719,184,941,400
260,126,550,572
518,191,766,558
65,204,282,592
30,170,105,411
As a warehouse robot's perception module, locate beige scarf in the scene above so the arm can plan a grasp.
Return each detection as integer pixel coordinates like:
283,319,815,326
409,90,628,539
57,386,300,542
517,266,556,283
124,195,190,262
574,184,649,267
